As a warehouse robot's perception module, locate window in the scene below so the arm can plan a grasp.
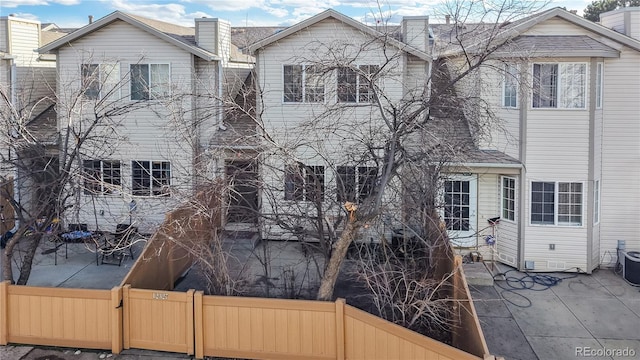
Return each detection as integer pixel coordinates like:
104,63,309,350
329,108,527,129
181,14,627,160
503,64,518,108
130,64,170,100
283,65,324,103
284,163,325,201
132,161,171,196
444,180,471,231
82,160,121,194
81,63,120,100
531,181,582,226
338,65,379,103
594,180,600,224
532,63,586,109
557,182,582,225
336,166,378,202
531,182,555,225
501,176,516,221
596,63,603,109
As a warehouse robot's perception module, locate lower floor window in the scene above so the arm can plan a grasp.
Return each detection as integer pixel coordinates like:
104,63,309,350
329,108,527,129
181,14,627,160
284,163,324,202
83,160,121,194
336,165,377,202
531,181,582,226
132,161,171,196
444,180,471,231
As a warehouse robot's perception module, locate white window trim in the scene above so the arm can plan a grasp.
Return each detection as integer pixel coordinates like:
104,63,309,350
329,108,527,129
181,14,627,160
530,62,588,110
82,63,121,101
131,160,172,197
337,64,378,104
500,176,517,223
596,63,603,109
281,64,326,104
529,180,585,227
83,159,122,195
502,64,519,109
130,63,171,101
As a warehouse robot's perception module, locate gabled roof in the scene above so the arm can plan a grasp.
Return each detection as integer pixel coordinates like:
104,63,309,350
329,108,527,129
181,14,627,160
38,11,219,61
503,7,640,52
493,35,620,58
435,7,640,57
247,9,431,61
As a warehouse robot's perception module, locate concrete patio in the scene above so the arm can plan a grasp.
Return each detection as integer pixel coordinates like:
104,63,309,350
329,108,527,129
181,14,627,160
470,265,640,360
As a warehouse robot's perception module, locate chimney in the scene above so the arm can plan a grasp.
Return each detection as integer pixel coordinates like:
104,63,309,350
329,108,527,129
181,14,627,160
195,17,231,65
401,16,430,54
88,15,93,24
445,15,451,24
569,10,577,15
600,7,640,39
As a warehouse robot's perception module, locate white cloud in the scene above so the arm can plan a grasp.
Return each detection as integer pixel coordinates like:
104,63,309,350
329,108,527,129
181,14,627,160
1,0,79,7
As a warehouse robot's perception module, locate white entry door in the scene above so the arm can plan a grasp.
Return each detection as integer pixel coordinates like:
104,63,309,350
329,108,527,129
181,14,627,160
443,175,478,247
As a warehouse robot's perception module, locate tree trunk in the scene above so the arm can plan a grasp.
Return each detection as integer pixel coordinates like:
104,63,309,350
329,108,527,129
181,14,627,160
16,234,42,285
316,220,359,301
2,240,16,283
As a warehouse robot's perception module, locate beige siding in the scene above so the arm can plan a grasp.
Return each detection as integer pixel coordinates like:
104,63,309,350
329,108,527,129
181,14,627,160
56,20,200,232
8,19,40,67
475,173,499,259
631,11,640,40
599,48,640,263
256,18,415,237
600,11,626,33
477,61,520,158
0,19,7,52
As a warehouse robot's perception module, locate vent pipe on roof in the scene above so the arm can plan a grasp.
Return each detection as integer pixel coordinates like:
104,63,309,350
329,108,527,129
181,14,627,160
445,15,451,24
88,15,93,24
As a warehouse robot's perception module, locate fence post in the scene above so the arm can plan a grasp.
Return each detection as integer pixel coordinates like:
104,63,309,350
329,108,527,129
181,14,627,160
111,286,123,354
122,284,131,349
452,256,462,348
194,291,204,359
186,289,195,356
335,298,346,360
0,281,8,345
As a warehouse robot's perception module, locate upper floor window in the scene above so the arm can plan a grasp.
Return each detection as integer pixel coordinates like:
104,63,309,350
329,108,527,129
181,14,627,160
531,181,582,226
82,63,120,100
284,163,325,201
336,165,378,202
283,65,324,103
83,160,121,195
502,64,518,108
338,65,379,103
130,64,170,100
132,160,171,196
532,63,586,109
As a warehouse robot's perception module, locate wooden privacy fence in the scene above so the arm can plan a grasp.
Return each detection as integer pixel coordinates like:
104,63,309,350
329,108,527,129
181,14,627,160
121,184,223,290
193,294,480,360
0,280,484,359
0,282,122,353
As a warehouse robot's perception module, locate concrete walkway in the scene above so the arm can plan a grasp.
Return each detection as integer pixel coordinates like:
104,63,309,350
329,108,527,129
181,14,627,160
470,266,640,360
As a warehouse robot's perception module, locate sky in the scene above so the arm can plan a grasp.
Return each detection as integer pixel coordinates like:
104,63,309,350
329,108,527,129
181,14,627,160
0,0,593,29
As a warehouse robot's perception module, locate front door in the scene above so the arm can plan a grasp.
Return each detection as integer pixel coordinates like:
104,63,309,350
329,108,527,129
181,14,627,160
225,160,259,224
443,174,477,247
